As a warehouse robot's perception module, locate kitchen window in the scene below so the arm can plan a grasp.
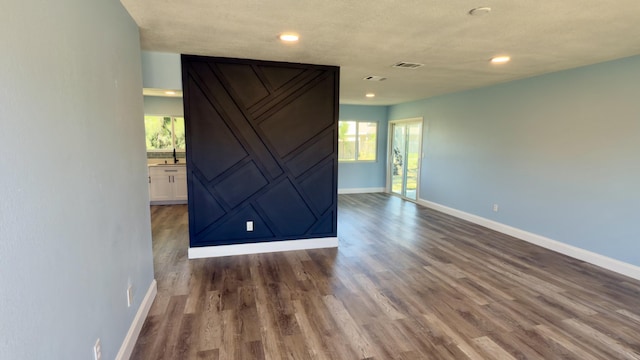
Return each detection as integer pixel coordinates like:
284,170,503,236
338,120,377,161
144,115,185,151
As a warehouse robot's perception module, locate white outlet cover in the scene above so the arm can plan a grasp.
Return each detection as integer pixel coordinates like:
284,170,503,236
246,221,254,232
127,285,133,307
94,338,102,360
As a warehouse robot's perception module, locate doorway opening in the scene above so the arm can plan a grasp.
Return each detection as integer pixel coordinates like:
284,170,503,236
388,118,423,201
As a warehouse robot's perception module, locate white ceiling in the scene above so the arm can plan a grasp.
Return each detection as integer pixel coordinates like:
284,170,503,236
121,0,640,105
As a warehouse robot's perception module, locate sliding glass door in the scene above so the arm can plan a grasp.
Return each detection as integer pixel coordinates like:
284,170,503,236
389,119,422,201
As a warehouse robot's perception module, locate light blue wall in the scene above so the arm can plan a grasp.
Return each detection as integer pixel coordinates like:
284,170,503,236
0,1,154,359
144,95,184,116
338,105,389,190
142,51,182,90
389,55,640,266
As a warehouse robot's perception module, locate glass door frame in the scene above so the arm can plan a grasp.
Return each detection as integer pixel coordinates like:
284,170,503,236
386,117,424,202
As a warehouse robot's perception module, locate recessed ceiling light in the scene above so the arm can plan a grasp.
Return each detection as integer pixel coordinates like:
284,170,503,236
490,55,511,64
279,33,299,42
365,93,375,98
469,7,491,16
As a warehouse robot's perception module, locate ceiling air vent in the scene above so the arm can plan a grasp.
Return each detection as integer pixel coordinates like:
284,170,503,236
392,62,424,69
363,75,387,81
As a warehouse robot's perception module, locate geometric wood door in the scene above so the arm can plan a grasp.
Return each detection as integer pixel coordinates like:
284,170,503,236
181,55,339,247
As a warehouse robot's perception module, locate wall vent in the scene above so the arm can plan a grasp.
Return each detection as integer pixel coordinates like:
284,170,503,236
363,75,387,81
392,62,424,69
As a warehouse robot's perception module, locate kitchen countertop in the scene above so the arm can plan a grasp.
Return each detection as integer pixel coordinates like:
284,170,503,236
148,163,186,167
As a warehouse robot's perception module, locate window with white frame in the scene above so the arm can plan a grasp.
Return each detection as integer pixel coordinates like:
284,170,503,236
338,121,377,161
144,115,185,151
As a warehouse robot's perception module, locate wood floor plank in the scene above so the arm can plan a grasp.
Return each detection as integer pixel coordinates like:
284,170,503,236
322,294,382,359
200,290,223,349
479,331,545,360
423,265,491,306
353,273,406,320
534,324,603,360
249,264,285,359
218,309,237,359
129,315,161,359
149,295,188,360
132,195,640,359
195,348,219,360
236,285,261,343
472,336,517,360
422,312,485,360
292,300,333,360
561,318,640,359
617,309,640,324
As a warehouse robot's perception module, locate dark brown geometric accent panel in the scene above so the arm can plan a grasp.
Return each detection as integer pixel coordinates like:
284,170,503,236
259,74,336,157
212,161,268,209
257,65,304,90
216,63,269,108
254,178,317,236
187,80,248,181
286,129,335,177
190,176,226,235
182,55,339,247
298,159,335,215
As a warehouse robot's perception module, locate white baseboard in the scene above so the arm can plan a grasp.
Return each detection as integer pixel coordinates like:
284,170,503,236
189,237,339,259
417,199,640,281
338,187,385,194
116,279,157,360
150,200,188,205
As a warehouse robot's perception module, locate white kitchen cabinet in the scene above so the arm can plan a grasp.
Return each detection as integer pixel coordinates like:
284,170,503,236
173,172,188,201
149,165,188,204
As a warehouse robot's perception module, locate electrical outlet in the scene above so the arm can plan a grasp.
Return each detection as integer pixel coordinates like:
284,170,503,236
127,285,134,308
94,338,102,360
246,221,254,232
493,204,499,212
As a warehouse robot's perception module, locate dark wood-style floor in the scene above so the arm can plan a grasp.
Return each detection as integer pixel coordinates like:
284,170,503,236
131,193,640,359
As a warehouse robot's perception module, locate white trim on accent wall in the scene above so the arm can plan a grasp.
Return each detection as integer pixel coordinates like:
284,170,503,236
116,279,157,360
338,187,385,194
417,198,640,281
188,237,339,259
